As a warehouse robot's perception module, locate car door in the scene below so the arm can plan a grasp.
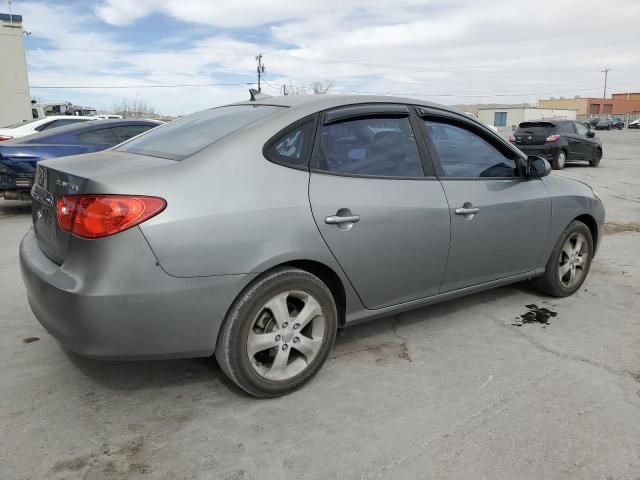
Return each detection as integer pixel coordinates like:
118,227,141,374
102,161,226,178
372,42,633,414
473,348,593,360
418,110,552,292
559,121,583,159
308,105,450,309
574,122,595,158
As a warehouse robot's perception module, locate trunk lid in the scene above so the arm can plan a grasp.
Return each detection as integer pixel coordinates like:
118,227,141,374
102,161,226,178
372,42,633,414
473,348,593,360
30,150,175,265
514,122,556,146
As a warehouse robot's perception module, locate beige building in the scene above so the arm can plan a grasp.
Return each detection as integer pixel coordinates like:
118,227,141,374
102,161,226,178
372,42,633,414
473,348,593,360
477,107,576,131
539,96,640,115
0,12,31,127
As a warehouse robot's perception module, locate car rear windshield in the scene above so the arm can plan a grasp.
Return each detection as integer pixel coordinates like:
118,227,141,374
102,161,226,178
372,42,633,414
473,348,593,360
516,122,556,134
116,105,283,160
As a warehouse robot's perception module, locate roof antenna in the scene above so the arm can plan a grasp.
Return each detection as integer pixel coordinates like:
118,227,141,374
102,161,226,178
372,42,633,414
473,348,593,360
249,88,272,101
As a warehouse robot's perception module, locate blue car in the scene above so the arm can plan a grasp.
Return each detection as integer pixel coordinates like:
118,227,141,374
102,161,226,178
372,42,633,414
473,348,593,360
0,119,161,200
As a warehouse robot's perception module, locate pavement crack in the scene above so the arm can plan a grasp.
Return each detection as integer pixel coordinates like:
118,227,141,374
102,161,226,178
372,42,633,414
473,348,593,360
491,316,627,379
392,317,413,363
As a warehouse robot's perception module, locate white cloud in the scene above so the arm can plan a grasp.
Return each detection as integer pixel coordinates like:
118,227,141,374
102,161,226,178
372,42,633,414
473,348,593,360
16,0,640,115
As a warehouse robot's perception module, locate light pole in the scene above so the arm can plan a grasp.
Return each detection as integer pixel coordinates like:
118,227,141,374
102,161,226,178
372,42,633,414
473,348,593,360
602,68,610,99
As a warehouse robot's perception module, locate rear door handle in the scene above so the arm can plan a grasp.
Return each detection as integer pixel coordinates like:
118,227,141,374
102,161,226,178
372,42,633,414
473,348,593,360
325,214,360,224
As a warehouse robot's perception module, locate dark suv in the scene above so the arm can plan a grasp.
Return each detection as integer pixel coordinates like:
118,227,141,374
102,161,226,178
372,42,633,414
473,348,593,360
509,120,602,169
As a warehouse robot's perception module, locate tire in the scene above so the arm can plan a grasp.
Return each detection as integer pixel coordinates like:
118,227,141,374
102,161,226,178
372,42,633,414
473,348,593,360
532,220,594,297
551,150,567,170
215,267,338,398
590,148,602,167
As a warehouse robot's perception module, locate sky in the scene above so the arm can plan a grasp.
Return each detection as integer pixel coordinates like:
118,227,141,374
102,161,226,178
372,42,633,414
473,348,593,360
10,0,640,116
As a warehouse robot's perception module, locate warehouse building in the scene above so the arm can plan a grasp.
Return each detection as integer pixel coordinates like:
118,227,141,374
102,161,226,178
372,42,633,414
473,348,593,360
477,107,577,131
539,95,640,115
0,12,31,127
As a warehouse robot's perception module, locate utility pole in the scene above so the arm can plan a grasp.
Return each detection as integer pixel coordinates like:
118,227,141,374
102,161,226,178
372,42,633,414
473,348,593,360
601,68,610,99
255,53,265,93
7,0,13,24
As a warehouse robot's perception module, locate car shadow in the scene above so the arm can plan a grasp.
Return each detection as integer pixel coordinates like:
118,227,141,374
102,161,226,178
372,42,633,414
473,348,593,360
0,199,31,218
62,281,542,396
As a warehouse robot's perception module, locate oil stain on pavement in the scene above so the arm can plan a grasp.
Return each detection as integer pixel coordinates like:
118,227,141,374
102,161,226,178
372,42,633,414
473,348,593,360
513,304,558,327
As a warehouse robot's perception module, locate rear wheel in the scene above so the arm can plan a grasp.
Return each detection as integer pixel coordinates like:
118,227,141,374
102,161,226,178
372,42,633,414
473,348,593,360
532,220,593,297
590,148,602,167
215,267,337,398
552,150,567,170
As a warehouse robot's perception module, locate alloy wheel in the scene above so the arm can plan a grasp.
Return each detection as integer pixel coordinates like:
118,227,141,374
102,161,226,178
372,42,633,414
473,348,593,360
247,290,326,381
558,232,589,288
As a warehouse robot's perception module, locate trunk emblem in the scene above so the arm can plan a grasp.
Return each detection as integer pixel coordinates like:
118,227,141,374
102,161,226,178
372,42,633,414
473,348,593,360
37,210,43,219
56,179,79,191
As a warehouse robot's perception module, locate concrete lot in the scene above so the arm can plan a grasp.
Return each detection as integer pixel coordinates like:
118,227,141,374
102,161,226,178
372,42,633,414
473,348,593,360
1,130,639,479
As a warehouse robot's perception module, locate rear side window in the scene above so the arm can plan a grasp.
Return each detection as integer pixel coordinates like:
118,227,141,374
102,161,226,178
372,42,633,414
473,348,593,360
557,122,575,134
117,105,282,160
112,125,154,143
264,120,315,168
77,128,118,145
311,116,424,178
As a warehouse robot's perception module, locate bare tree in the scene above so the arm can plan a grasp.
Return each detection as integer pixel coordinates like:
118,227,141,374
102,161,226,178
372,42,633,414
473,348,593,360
312,80,333,95
109,98,157,118
283,80,334,96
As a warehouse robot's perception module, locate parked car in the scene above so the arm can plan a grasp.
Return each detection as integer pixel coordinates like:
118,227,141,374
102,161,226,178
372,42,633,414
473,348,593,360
629,118,640,129
585,118,600,128
0,115,98,142
1,119,161,200
509,119,602,169
595,119,615,130
610,118,625,129
20,95,604,397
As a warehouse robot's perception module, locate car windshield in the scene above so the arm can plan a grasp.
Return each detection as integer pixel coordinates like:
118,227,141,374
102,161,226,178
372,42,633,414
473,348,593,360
516,122,555,134
116,105,283,160
597,120,609,125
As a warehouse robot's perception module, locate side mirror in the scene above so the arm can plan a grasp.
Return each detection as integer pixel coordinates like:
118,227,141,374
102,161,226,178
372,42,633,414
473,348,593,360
526,156,551,178
586,131,595,138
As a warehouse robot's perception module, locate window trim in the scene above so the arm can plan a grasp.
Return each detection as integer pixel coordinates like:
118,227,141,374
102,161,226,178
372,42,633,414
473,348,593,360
323,104,410,125
262,113,319,171
416,110,526,180
308,105,432,180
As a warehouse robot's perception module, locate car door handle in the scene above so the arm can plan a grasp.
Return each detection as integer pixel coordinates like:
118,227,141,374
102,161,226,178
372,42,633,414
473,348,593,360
325,214,360,224
455,207,479,215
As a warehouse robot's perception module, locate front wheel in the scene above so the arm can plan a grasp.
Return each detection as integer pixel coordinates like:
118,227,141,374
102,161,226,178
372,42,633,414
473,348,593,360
590,148,602,167
215,267,337,397
532,220,593,297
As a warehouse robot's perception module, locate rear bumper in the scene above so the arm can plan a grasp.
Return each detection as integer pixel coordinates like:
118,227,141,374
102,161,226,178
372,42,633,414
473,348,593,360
515,144,557,160
19,227,255,359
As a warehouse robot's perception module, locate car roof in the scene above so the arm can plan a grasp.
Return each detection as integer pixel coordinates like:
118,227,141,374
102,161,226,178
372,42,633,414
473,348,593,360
233,93,453,111
15,119,161,144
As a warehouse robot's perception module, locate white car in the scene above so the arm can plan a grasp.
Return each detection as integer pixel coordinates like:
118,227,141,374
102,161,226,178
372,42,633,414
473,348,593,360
0,116,97,141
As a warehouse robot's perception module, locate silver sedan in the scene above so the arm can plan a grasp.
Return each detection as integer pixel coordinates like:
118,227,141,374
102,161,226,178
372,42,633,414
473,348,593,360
20,94,604,397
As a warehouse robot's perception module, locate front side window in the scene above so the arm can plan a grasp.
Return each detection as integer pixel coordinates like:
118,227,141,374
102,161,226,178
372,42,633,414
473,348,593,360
424,120,518,178
117,105,282,160
575,123,589,136
312,116,424,178
264,120,314,168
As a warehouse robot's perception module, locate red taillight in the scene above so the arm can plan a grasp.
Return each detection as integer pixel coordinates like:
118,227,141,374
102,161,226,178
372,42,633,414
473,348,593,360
508,134,516,143
0,135,14,141
545,134,561,143
57,195,166,239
